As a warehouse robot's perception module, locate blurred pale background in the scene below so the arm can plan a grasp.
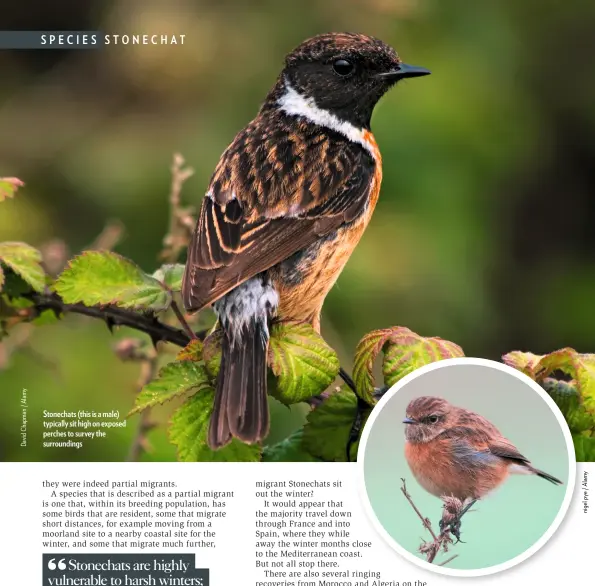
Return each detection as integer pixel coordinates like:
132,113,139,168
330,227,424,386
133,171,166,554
1,0,594,461
361,363,571,570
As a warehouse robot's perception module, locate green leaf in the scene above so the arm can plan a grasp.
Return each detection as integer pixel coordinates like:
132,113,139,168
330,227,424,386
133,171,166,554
576,355,595,416
0,266,3,291
169,390,261,462
268,321,339,404
176,339,203,362
506,347,583,383
55,251,171,311
383,331,464,387
502,351,543,377
32,309,59,326
262,429,321,462
0,177,24,202
0,242,45,293
6,297,33,310
504,348,595,418
572,435,595,462
153,264,185,291
302,387,365,462
353,327,464,404
129,361,210,415
533,347,579,380
1,269,31,298
203,329,222,381
542,378,594,434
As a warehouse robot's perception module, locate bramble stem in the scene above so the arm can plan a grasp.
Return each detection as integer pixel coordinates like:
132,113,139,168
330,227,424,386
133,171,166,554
28,292,202,347
170,299,197,341
400,478,463,565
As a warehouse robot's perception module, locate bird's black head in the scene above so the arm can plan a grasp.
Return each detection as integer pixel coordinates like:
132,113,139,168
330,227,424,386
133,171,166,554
268,32,430,130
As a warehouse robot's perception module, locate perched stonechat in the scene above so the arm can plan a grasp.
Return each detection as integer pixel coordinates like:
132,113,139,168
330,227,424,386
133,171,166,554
182,33,430,449
404,395,563,502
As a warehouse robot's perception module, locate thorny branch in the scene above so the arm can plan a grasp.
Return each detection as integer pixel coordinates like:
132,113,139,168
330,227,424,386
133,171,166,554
24,290,330,410
161,153,196,263
7,153,199,453
400,478,461,565
119,155,194,458
170,299,198,341
27,291,200,348
0,218,126,369
115,339,159,462
121,153,196,458
3,152,360,458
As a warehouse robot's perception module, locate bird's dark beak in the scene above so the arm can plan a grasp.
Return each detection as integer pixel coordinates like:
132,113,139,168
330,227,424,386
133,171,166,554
403,417,416,424
376,63,431,81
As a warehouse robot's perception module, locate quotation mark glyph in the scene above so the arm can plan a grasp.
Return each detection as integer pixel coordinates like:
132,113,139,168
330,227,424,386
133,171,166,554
47,558,66,570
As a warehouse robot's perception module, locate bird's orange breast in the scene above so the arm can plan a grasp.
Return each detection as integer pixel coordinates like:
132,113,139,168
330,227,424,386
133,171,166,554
274,133,383,331
358,130,383,226
405,439,510,500
405,440,457,498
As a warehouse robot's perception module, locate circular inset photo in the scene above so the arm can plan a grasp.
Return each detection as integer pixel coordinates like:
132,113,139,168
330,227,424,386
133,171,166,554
358,358,575,576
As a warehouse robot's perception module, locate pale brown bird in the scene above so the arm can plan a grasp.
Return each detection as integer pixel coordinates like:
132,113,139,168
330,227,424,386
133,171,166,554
404,396,563,502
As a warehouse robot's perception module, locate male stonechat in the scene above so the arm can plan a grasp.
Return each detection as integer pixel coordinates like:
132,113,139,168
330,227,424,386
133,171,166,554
182,33,430,449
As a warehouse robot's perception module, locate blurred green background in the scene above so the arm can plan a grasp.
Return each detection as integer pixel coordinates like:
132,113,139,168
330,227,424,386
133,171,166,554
1,0,594,462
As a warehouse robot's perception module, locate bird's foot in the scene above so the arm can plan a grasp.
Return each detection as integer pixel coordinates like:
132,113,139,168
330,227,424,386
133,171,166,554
439,517,464,543
450,518,463,543
439,498,476,543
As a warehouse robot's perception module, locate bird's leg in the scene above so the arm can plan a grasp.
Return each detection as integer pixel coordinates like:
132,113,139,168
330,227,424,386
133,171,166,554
459,499,477,519
439,498,477,543
450,500,476,542
449,519,463,543
439,515,464,543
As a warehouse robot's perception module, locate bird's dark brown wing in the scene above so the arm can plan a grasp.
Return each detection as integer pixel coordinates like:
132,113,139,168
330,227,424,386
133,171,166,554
487,438,530,464
442,424,530,465
182,117,375,311
467,413,531,464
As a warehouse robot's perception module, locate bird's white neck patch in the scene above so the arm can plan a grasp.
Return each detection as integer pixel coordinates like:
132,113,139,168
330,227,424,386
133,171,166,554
277,81,374,157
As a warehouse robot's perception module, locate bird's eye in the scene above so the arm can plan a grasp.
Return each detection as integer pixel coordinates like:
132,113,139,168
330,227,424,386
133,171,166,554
333,59,354,76
428,415,439,424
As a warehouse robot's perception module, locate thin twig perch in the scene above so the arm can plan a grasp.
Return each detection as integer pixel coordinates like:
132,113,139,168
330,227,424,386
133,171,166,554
114,339,159,462
171,299,198,340
161,153,195,263
400,478,460,565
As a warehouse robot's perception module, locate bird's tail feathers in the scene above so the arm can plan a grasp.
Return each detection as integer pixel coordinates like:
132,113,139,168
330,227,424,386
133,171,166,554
207,319,270,450
530,466,563,485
